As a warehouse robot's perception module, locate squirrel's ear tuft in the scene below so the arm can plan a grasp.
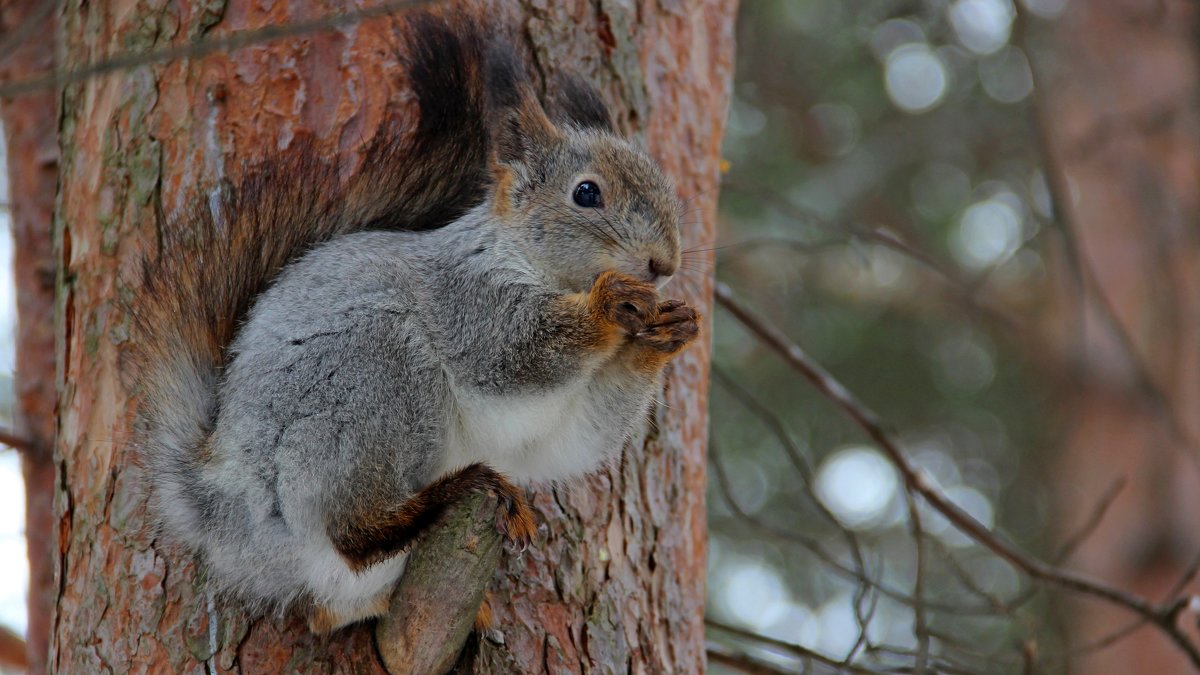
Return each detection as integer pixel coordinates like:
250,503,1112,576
547,75,614,132
485,41,558,169
484,39,528,112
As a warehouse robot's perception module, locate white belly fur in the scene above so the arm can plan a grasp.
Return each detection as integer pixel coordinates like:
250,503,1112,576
442,381,615,484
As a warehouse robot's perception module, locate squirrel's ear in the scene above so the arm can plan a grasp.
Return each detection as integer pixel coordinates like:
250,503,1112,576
491,98,558,168
547,75,614,132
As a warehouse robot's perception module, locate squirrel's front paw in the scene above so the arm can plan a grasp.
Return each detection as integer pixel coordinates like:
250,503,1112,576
591,270,658,335
635,299,700,355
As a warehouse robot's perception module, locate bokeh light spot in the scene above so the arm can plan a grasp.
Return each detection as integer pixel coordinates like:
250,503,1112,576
884,44,948,114
817,594,860,657
952,196,1024,269
949,0,1015,55
720,560,791,630
883,42,945,112
762,604,822,648
816,446,899,530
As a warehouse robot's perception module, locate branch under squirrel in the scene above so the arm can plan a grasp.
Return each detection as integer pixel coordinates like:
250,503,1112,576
0,626,28,669
375,491,505,675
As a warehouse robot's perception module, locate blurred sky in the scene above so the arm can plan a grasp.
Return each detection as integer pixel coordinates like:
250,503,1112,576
0,130,26,637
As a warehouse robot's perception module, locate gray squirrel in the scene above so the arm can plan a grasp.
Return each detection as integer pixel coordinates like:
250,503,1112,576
131,11,699,634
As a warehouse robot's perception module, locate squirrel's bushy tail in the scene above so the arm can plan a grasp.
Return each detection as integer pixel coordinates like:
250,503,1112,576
131,11,496,546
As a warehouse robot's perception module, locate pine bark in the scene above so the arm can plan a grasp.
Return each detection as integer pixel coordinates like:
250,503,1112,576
51,1,734,672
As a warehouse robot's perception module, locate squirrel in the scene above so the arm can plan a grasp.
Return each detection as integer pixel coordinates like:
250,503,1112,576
131,10,699,634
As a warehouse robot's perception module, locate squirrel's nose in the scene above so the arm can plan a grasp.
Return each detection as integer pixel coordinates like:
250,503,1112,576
648,257,675,280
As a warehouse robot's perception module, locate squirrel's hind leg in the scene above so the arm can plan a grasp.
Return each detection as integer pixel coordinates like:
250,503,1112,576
310,464,534,634
326,462,536,573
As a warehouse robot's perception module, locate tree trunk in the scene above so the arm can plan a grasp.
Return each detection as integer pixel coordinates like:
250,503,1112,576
50,1,734,672
0,0,60,671
1030,1,1200,671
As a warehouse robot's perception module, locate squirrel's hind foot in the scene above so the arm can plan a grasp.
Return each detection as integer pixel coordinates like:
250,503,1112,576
491,479,536,552
474,591,495,631
307,591,392,634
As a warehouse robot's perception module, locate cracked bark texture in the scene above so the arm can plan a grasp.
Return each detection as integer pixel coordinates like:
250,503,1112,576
51,0,735,672
0,0,60,671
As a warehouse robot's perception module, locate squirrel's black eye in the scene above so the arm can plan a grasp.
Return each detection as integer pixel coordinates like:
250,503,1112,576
573,181,603,208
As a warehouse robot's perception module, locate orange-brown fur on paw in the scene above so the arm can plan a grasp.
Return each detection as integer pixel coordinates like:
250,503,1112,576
587,270,659,335
556,270,661,356
578,272,701,375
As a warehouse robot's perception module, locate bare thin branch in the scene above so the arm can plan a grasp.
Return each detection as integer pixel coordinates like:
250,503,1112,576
706,645,796,675
707,619,880,674
926,537,1014,614
710,365,875,634
1052,476,1127,564
907,493,930,674
0,426,35,453
710,434,1016,619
